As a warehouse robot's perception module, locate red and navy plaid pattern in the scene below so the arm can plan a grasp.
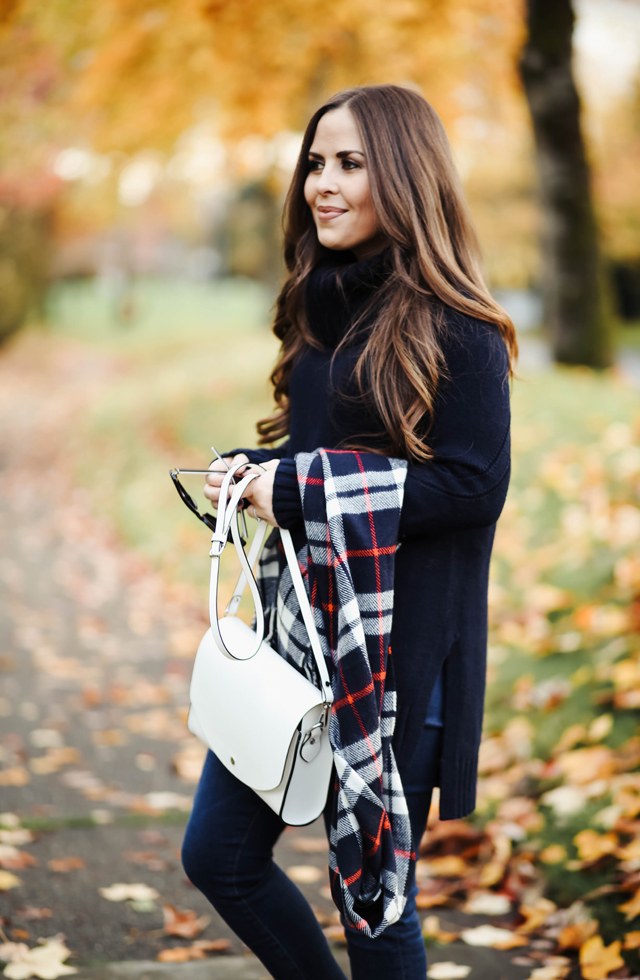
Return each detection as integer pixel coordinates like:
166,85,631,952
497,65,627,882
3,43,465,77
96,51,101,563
257,449,410,937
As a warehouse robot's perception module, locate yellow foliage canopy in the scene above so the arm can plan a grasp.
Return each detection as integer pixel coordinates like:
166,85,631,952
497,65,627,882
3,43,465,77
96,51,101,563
4,0,526,152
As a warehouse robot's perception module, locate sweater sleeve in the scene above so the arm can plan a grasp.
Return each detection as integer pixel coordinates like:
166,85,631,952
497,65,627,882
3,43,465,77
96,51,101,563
272,457,303,529
224,442,290,466
398,316,511,538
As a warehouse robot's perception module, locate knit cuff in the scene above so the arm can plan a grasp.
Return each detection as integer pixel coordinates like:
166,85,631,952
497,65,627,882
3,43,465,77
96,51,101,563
272,458,304,529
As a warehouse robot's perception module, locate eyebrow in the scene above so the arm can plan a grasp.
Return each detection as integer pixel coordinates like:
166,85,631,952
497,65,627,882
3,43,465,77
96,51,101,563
308,149,365,159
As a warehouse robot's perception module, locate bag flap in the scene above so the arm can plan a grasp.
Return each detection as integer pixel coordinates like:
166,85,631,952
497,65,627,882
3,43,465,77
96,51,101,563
190,621,326,791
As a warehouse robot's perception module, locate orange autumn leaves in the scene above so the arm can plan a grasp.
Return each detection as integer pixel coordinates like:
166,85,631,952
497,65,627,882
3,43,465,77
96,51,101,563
50,0,525,150
579,936,625,980
427,399,640,976
157,906,231,962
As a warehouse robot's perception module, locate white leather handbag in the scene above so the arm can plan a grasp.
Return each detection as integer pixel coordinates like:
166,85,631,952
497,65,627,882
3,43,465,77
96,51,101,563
186,462,335,826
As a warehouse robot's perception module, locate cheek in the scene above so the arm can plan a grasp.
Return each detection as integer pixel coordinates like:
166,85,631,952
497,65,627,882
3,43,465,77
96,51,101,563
349,178,378,233
303,175,315,209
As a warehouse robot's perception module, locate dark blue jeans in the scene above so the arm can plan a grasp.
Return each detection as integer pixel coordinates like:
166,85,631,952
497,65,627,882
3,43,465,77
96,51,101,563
182,725,442,980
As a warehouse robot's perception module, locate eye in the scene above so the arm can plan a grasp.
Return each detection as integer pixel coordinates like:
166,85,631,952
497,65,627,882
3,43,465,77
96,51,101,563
342,159,361,171
307,158,323,172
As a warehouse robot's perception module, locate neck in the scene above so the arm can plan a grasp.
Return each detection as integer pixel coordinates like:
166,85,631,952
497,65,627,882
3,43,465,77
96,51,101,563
350,234,389,261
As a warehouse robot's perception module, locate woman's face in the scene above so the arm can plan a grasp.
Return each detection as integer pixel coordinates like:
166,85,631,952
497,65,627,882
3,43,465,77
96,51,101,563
304,106,387,260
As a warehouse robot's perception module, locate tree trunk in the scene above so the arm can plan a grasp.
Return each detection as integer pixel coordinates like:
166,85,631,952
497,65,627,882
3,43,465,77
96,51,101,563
519,0,611,367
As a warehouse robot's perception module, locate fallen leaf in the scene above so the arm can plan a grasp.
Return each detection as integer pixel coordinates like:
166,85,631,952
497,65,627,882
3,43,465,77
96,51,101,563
47,858,85,873
0,768,30,787
556,747,617,785
91,729,127,747
15,909,52,921
540,785,588,818
138,829,168,845
539,845,567,864
99,883,160,902
619,888,640,921
0,814,21,829
171,742,206,782
162,904,209,939
573,830,618,863
0,871,22,890
0,831,33,846
422,916,460,943
0,846,37,870
129,899,158,913
286,865,324,884
427,963,472,979
553,724,589,755
497,796,544,833
192,939,231,952
157,947,206,962
462,892,511,916
557,920,598,949
579,935,624,980
517,899,556,935
416,887,456,909
614,779,640,819
30,752,80,777
589,714,613,742
322,925,346,945
0,943,29,964
617,837,640,861
0,936,78,978
624,931,640,950
143,791,192,812
423,856,469,878
419,821,484,850
311,906,332,926
290,837,329,854
124,851,169,872
478,859,507,887
461,925,529,950
526,966,570,980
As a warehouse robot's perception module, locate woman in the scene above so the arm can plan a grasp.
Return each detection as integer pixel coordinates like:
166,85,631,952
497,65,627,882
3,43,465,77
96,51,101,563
182,84,516,980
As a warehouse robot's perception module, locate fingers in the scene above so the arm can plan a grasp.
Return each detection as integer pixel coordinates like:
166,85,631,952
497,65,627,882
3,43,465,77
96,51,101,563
242,467,279,527
204,455,248,507
203,483,220,504
205,454,250,486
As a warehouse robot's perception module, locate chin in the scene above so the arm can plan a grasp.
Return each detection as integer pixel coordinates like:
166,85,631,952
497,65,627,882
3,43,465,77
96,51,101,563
317,232,352,252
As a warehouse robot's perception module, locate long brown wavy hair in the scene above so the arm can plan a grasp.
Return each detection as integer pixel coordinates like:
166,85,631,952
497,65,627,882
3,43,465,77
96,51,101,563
257,84,517,461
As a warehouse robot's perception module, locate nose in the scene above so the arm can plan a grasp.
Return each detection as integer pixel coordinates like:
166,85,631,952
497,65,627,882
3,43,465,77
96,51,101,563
315,163,339,196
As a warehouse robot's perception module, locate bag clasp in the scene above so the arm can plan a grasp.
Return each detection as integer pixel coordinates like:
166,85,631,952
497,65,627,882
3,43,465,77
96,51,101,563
300,704,331,763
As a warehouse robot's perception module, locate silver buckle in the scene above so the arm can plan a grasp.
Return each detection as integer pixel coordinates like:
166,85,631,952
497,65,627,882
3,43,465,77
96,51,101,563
300,704,331,762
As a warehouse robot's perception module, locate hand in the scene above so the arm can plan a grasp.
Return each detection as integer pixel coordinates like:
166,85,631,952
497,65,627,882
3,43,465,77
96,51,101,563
203,453,249,510
241,459,280,527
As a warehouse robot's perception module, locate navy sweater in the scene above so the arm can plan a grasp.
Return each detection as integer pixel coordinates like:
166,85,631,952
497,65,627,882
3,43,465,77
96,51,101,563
236,248,511,819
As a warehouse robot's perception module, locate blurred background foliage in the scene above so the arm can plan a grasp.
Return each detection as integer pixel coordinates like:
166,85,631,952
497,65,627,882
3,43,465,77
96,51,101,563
0,0,639,345
2,0,640,961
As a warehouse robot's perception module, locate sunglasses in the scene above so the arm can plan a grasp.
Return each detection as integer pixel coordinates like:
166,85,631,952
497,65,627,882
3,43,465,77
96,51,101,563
169,445,249,538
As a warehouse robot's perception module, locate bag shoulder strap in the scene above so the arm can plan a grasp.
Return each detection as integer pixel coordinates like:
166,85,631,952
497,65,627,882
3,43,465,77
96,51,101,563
279,527,333,702
207,463,333,703
207,464,265,661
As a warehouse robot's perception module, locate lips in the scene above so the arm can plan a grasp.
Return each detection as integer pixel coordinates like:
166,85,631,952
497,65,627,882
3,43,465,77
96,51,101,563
317,206,347,220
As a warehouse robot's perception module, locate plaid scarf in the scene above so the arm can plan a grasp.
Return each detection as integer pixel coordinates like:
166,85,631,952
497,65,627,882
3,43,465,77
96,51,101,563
256,449,411,938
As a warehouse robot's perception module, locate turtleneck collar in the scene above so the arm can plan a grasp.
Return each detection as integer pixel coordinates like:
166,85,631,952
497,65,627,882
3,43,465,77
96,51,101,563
305,246,391,349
